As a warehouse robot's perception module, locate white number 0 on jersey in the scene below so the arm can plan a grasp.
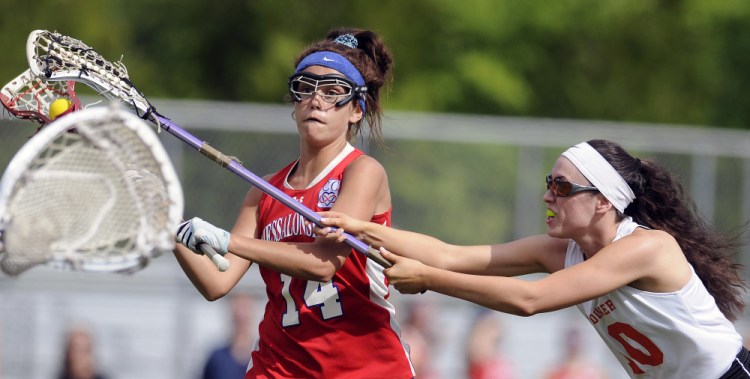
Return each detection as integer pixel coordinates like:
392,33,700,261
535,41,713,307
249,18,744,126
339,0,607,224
280,273,344,327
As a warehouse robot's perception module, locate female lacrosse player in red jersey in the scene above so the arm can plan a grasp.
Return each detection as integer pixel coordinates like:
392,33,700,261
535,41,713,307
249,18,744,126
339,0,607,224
315,139,750,379
174,28,415,378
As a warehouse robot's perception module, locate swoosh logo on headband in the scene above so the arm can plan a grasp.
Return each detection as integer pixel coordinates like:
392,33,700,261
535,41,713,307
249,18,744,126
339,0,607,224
322,56,337,62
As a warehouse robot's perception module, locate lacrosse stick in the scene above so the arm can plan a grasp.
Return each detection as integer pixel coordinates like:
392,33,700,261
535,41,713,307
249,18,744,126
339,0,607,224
1,68,81,127
0,68,226,271
0,105,229,275
26,29,391,268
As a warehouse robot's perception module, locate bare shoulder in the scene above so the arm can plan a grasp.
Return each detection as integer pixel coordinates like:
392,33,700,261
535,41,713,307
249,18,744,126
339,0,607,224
608,228,679,266
335,154,391,217
622,228,680,254
617,228,689,291
343,155,388,189
347,154,386,175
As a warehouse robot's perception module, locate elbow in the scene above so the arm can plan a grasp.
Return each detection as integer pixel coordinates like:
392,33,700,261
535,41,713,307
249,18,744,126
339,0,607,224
495,301,537,317
317,267,337,283
199,284,232,302
302,262,338,282
301,244,345,282
513,304,538,317
202,291,227,302
503,291,544,317
517,295,551,317
290,251,339,282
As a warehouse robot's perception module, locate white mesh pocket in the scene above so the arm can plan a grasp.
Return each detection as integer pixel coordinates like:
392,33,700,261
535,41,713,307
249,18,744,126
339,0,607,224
0,106,183,275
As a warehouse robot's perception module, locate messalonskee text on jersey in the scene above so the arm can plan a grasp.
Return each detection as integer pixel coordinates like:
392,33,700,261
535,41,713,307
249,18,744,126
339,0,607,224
261,212,316,242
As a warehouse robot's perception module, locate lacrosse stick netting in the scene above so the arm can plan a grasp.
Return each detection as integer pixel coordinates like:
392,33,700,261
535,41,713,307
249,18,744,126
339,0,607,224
26,29,392,268
0,106,183,275
1,68,81,125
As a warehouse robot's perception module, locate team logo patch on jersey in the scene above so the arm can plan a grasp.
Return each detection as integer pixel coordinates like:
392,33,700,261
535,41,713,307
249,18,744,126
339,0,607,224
317,179,341,208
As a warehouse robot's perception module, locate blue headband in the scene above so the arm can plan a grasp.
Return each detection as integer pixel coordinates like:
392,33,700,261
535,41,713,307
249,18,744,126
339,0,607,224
294,51,367,112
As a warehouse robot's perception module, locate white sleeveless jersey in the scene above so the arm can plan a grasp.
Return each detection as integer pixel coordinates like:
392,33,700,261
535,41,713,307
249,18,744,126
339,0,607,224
564,217,742,378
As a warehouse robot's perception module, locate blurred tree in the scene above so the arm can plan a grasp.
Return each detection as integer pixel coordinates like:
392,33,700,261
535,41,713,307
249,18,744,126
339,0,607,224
2,0,748,129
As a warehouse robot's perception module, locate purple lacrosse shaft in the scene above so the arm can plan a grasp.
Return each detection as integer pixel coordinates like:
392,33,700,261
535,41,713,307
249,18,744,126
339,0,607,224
152,114,373,255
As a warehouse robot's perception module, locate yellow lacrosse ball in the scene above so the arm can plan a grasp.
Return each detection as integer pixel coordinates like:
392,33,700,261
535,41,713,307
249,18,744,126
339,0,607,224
49,98,73,121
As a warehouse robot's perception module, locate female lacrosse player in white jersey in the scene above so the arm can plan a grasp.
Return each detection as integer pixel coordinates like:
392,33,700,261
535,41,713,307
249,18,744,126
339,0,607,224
315,139,750,379
174,29,415,378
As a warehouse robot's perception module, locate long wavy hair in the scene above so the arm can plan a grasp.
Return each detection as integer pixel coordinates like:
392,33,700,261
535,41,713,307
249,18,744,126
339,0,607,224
588,139,747,320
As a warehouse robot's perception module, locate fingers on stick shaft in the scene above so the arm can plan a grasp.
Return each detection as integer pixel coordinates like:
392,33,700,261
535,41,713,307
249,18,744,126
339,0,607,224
366,246,392,268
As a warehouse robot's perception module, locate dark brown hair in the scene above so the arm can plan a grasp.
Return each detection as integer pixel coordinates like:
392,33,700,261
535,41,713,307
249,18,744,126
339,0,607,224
588,139,747,320
293,28,394,146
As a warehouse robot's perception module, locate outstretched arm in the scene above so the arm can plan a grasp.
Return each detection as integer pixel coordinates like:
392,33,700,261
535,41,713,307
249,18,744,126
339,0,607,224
317,211,475,270
317,211,568,276
381,229,686,315
380,248,565,316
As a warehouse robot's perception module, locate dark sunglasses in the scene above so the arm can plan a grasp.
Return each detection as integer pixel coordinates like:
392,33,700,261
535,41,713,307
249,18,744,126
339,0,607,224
546,174,599,197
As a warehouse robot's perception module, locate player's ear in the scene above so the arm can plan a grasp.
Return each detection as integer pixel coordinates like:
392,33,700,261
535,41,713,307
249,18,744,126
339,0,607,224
349,103,363,124
594,194,614,214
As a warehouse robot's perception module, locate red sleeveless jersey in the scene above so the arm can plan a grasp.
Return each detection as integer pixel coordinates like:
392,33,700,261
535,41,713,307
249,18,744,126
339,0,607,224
248,146,414,378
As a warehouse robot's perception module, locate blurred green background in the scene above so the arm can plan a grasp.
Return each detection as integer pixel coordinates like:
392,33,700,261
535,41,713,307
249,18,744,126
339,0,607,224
3,0,749,127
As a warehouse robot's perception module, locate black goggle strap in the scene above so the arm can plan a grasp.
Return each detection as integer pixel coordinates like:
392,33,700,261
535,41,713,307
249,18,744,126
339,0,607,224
339,85,368,108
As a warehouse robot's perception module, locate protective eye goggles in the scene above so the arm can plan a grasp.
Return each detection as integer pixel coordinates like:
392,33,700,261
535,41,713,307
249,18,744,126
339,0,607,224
288,72,367,108
546,174,599,197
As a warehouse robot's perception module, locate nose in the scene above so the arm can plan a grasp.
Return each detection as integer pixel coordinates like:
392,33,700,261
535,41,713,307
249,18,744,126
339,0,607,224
543,188,555,203
308,90,324,108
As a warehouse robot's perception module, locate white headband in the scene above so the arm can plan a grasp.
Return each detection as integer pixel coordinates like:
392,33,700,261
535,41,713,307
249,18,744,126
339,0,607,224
561,142,635,213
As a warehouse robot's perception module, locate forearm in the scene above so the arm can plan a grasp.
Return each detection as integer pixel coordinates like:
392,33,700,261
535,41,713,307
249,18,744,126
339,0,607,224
358,223,458,269
421,266,540,316
229,236,344,282
173,245,243,300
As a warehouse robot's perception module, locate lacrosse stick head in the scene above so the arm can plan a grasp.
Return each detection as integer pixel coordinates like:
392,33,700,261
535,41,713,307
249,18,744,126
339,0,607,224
0,105,183,275
26,29,152,117
1,68,81,125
